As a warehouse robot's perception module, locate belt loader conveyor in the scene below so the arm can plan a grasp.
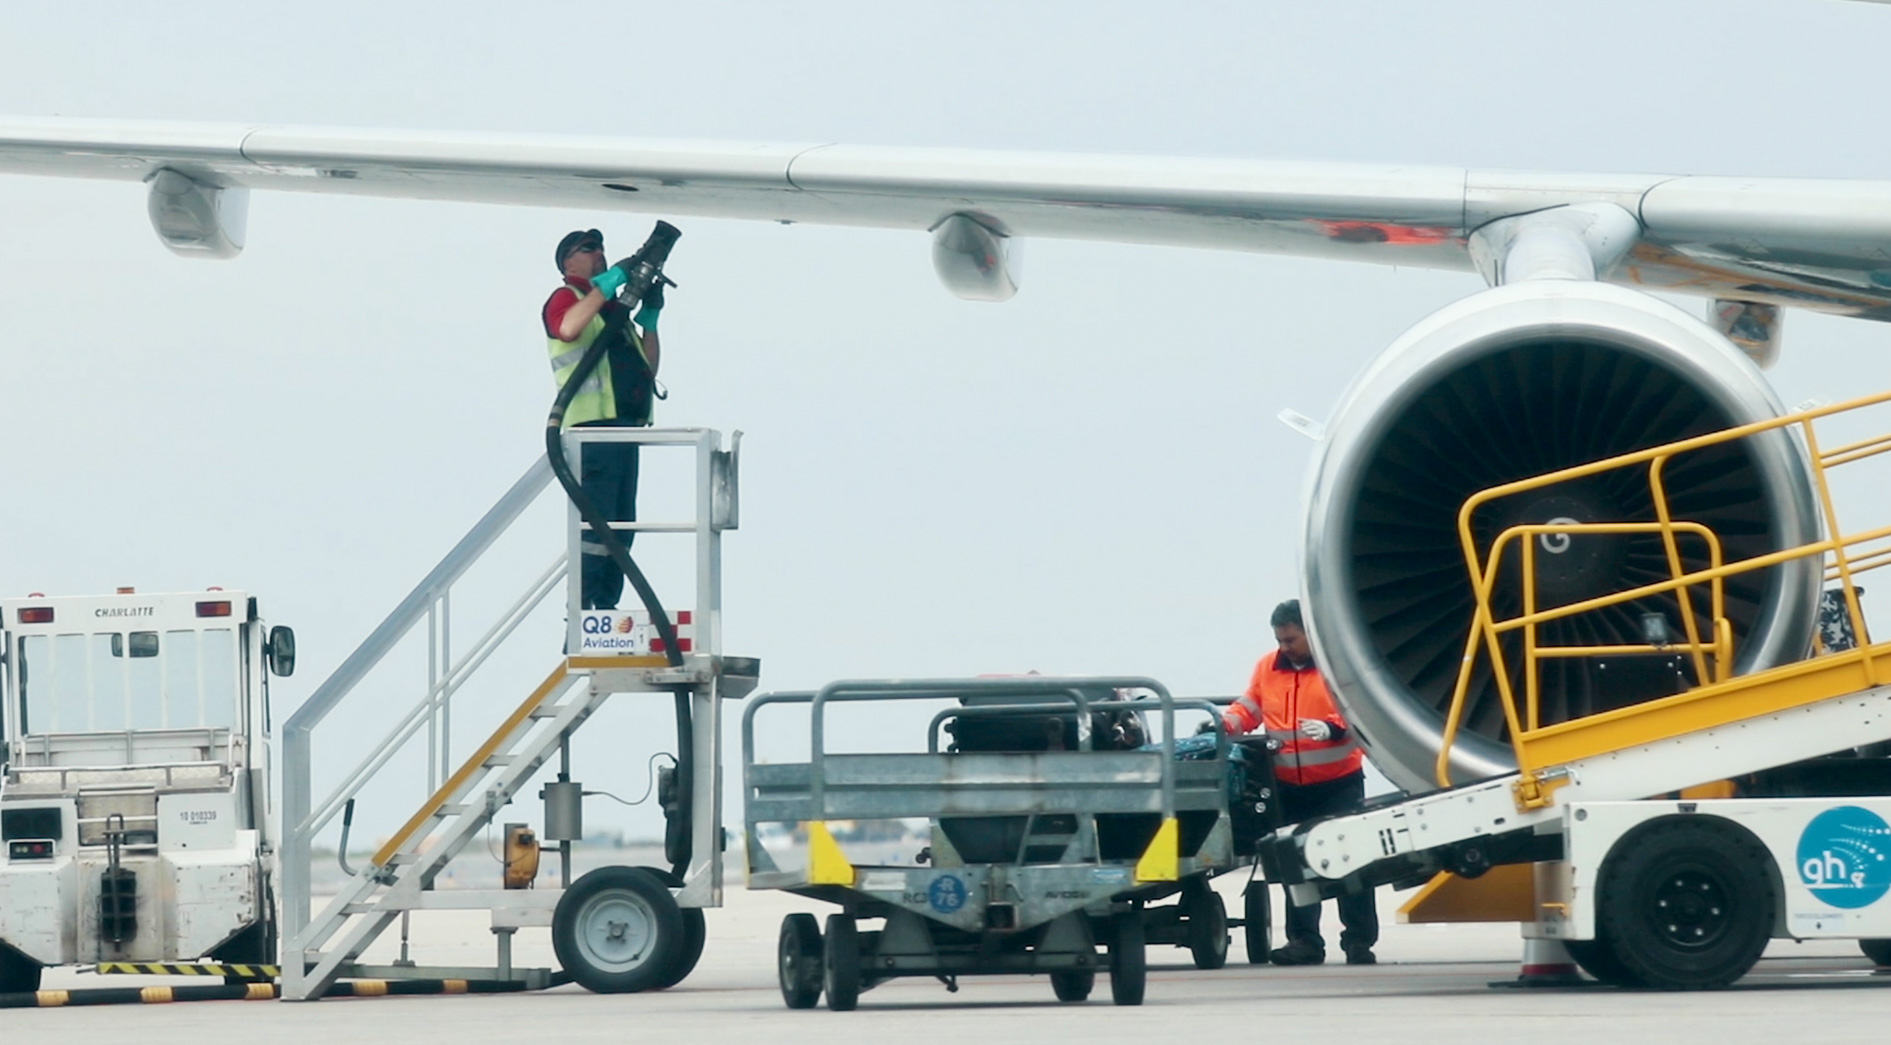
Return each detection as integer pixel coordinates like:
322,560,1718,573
1262,389,1891,990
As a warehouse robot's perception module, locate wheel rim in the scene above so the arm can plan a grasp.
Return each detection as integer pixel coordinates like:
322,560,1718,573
574,889,658,973
1647,866,1731,950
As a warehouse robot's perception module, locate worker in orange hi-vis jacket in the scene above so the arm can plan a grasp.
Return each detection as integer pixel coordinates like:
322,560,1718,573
1221,599,1378,966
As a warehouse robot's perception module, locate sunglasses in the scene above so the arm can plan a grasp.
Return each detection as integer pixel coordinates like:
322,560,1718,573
573,243,603,254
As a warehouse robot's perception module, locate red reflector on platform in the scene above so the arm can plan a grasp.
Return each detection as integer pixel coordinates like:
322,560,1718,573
649,637,693,653
195,601,233,618
676,610,692,625
17,607,53,624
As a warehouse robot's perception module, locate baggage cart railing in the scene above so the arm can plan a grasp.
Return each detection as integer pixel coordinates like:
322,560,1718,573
742,676,1227,828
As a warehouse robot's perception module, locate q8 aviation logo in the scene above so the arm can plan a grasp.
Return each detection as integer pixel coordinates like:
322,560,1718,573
1796,806,1891,909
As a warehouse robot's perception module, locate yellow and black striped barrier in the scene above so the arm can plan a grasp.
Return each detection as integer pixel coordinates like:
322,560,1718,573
0,977,533,1009
2,983,279,1008
97,962,280,979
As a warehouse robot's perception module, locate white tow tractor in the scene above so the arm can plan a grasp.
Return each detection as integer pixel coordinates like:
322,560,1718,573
0,589,295,992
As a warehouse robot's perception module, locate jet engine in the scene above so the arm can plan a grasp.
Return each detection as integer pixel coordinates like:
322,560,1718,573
1304,281,1821,794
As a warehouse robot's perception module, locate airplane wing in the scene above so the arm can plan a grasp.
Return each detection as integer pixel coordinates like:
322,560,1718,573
3,115,1890,319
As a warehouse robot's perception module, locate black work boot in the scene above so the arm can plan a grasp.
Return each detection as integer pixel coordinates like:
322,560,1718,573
1269,939,1325,966
1344,944,1377,965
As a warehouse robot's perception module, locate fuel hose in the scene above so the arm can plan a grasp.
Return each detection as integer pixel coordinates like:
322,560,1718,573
543,220,693,879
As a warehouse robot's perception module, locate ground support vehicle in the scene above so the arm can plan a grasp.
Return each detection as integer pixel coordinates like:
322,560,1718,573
1262,390,1891,989
0,589,295,993
742,676,1242,1010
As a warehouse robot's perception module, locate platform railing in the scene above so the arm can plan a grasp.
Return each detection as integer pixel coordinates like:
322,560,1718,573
1438,388,1891,792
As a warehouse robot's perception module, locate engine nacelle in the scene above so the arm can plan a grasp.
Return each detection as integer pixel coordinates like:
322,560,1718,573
1304,281,1821,794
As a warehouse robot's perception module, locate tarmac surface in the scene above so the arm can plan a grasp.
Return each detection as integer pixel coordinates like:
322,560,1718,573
16,873,1890,1043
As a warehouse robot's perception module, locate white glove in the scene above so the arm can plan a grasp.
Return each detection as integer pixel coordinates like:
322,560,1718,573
1297,718,1333,742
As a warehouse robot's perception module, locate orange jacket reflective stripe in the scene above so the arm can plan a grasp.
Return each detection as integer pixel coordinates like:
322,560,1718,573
1224,651,1363,786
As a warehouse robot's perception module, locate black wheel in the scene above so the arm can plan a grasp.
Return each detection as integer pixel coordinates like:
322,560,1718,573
1564,937,1638,986
551,865,686,993
778,913,823,1008
822,914,862,1011
1595,818,1774,990
640,869,706,990
1244,881,1272,965
1182,881,1229,970
0,943,41,994
1050,969,1095,1002
1860,939,1891,966
1108,907,1147,1006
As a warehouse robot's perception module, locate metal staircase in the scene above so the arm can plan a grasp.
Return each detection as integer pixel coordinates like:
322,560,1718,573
279,428,752,1001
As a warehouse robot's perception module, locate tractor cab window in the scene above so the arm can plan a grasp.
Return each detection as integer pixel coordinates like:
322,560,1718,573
18,628,238,736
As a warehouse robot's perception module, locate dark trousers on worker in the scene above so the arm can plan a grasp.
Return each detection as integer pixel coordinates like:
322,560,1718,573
1280,772,1379,953
576,433,640,610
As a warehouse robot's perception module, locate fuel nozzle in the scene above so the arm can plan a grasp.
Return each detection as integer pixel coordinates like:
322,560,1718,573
612,220,682,306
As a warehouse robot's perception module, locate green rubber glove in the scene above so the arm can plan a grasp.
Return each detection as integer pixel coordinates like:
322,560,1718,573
592,266,628,298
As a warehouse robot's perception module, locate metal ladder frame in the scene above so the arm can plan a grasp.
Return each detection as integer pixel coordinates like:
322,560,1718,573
279,428,747,1001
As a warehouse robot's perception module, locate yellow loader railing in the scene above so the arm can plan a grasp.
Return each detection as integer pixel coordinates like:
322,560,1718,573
1437,388,1891,803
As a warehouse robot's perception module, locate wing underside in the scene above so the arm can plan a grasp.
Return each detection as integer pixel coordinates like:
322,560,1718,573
3,117,1889,319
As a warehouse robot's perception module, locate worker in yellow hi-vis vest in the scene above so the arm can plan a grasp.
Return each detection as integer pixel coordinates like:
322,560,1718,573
541,228,664,609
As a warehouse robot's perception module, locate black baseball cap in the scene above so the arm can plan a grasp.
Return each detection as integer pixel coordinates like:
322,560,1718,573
555,229,604,270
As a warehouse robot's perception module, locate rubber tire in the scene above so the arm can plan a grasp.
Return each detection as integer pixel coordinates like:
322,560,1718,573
552,865,686,993
641,869,705,990
778,913,823,1009
1108,907,1147,1006
1244,881,1272,965
1594,819,1774,990
823,914,862,1011
1564,937,1638,987
1183,881,1229,970
0,944,42,994
1861,939,1891,966
1050,969,1095,1001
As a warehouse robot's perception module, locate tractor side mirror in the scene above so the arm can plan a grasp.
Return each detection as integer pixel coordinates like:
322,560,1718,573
267,625,296,677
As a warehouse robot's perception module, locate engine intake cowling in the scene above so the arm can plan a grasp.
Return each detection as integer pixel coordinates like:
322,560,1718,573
1304,281,1820,794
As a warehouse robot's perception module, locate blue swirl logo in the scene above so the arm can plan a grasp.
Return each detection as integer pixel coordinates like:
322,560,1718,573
1796,806,1891,909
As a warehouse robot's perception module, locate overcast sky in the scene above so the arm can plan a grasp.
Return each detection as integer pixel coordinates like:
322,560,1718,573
3,0,1889,846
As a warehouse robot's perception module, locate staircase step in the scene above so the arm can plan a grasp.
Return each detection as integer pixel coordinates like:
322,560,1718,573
483,755,517,767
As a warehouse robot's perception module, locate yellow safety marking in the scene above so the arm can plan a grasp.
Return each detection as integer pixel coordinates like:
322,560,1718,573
1398,866,1535,924
35,990,68,1006
1517,648,1889,773
443,979,468,994
245,983,278,1000
1679,780,1738,800
140,986,173,1003
97,961,280,977
567,655,671,670
353,980,388,996
374,661,572,866
806,822,855,886
1134,817,1179,883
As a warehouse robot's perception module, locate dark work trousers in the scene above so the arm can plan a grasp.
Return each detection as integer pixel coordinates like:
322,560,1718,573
1280,772,1379,953
576,432,640,610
